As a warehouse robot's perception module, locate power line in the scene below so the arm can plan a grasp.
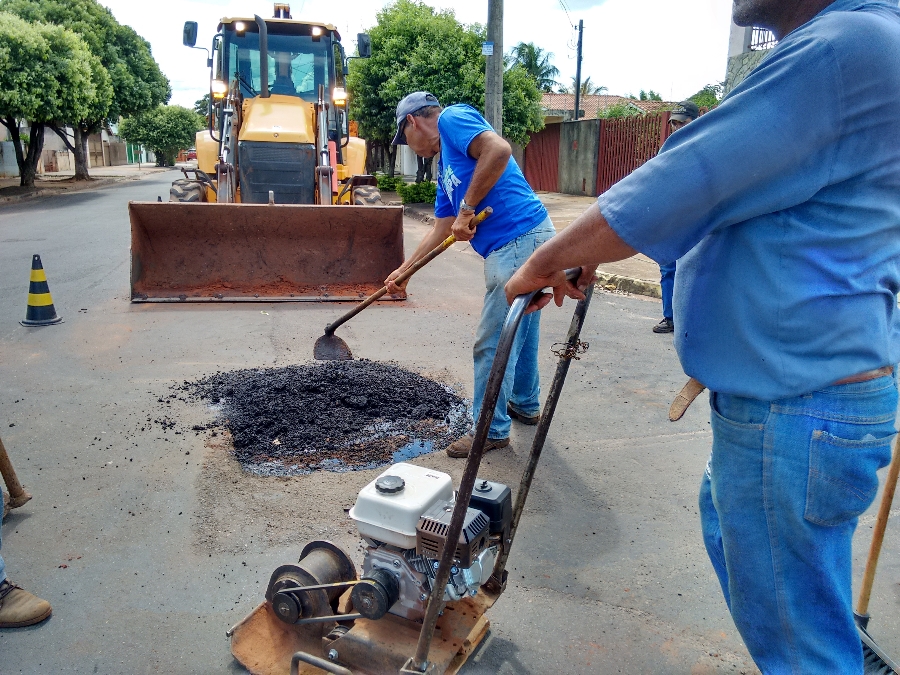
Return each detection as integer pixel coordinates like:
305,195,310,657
558,0,576,29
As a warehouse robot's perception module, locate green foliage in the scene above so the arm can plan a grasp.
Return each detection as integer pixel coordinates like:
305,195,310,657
0,0,171,123
348,0,543,150
502,65,544,145
119,105,204,166
509,42,558,92
626,90,662,101
0,12,105,123
194,94,211,118
376,172,403,192
689,83,723,109
397,179,437,204
561,75,606,96
597,103,641,120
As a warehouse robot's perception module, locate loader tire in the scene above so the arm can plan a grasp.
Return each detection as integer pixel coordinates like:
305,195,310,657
169,179,205,203
352,185,384,206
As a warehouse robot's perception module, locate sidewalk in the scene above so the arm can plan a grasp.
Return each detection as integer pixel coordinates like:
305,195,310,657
402,191,663,300
0,163,178,206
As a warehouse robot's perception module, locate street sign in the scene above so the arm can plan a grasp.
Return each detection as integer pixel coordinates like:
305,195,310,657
481,41,494,56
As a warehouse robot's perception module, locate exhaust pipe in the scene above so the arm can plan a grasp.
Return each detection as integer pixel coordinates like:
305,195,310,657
254,15,269,98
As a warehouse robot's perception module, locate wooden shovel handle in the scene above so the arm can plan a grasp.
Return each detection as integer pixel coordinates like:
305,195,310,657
324,207,492,334
0,435,32,509
856,433,900,616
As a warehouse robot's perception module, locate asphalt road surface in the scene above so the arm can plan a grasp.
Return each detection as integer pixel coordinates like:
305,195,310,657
0,173,897,674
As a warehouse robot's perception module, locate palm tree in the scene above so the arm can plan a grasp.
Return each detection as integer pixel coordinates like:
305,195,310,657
565,76,607,96
509,42,560,92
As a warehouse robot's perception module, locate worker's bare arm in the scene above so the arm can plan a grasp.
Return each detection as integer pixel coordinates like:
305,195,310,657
464,131,511,207
385,216,455,293
451,131,511,242
505,203,637,310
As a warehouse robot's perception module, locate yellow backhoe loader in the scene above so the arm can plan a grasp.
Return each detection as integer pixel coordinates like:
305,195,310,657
129,3,404,302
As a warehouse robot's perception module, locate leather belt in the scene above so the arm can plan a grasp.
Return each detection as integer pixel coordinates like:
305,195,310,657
833,366,894,386
668,366,894,422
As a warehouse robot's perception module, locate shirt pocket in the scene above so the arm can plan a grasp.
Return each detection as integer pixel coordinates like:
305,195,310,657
804,429,895,527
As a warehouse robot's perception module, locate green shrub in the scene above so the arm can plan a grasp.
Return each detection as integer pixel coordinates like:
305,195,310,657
397,180,437,204
375,172,402,192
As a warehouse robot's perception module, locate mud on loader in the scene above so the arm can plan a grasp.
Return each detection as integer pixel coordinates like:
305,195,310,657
129,4,404,302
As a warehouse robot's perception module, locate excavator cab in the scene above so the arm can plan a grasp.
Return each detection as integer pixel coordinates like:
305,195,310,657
129,4,403,302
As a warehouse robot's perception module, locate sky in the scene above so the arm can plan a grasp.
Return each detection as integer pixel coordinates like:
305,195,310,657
98,0,735,109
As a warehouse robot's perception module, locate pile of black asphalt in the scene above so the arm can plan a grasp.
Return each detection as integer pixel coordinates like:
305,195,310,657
184,360,470,475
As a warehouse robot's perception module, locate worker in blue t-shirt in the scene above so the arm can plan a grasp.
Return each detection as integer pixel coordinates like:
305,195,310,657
653,101,699,335
505,1,900,672
385,92,555,459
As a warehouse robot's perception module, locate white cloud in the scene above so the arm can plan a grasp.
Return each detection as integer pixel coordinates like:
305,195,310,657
99,0,733,108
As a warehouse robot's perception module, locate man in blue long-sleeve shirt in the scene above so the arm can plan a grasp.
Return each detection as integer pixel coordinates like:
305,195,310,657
506,0,900,671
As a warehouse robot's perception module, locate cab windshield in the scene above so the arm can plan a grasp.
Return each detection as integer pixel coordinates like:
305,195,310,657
221,23,334,103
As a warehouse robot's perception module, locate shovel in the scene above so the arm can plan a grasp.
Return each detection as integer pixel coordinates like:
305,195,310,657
854,433,900,674
313,207,492,360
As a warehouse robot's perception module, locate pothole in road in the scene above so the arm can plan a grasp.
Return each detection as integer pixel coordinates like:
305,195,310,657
182,360,471,476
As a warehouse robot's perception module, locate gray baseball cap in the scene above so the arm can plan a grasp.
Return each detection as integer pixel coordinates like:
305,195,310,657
392,91,441,145
670,100,700,122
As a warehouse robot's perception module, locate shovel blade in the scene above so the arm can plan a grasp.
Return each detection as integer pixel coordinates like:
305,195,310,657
314,333,353,361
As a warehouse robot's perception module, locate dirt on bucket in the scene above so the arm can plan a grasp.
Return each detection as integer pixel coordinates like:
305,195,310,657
181,360,471,476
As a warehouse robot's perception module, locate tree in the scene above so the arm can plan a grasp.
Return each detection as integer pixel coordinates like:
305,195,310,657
508,42,559,92
0,0,171,180
689,83,723,109
348,0,543,175
0,12,105,187
597,102,641,120
194,94,211,124
561,76,607,96
119,106,204,167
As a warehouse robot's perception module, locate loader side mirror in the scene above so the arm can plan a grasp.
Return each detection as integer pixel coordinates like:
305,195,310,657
183,21,198,48
356,33,371,58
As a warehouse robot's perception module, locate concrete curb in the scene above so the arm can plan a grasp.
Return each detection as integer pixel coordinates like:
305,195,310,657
0,168,176,207
402,204,435,225
0,177,124,207
596,272,661,300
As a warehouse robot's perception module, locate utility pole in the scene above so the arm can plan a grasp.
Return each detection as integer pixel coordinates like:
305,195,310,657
485,0,504,136
573,19,584,121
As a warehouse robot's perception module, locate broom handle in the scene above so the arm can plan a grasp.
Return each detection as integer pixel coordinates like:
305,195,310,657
323,207,492,335
856,433,900,616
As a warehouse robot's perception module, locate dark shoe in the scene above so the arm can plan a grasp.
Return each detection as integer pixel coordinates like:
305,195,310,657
507,403,540,426
446,434,510,459
653,318,674,334
0,579,52,628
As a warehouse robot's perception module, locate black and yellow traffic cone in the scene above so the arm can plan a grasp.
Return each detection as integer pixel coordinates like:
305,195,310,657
20,255,63,326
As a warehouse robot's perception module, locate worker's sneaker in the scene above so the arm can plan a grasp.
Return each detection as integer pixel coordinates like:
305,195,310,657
446,434,509,459
507,403,540,426
653,318,674,334
0,579,52,628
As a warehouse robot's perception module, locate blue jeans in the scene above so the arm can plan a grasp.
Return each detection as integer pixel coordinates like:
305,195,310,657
700,375,897,674
472,218,556,439
660,260,676,320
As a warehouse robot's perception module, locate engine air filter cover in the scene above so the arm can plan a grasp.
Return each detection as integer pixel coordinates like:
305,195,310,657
416,500,490,568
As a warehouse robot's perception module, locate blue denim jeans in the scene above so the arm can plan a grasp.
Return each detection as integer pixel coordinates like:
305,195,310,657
472,218,556,439
700,375,897,674
660,260,676,320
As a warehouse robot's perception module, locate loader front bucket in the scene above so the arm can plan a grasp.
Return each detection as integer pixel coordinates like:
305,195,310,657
129,202,405,302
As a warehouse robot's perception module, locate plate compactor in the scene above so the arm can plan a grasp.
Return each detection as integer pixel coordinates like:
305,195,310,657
228,270,594,674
